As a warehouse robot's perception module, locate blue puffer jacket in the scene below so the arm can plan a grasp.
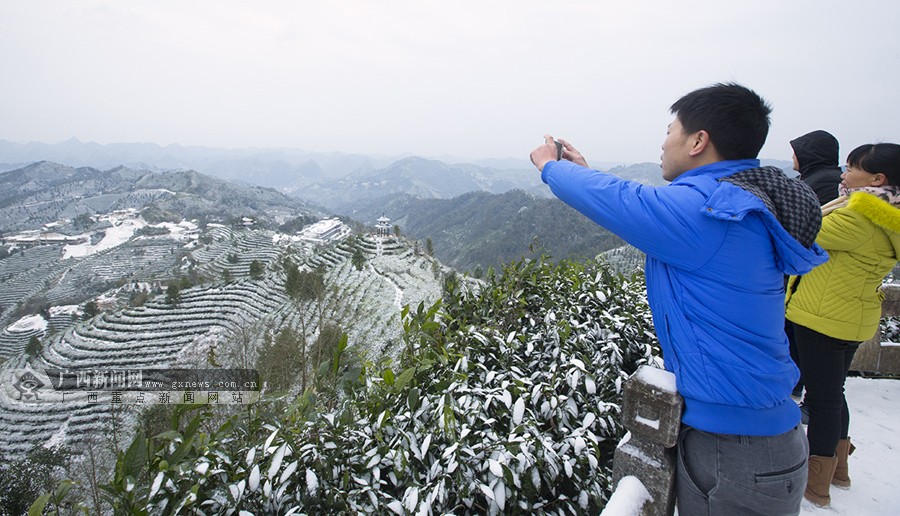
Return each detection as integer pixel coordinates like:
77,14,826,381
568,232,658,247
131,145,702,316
542,159,827,436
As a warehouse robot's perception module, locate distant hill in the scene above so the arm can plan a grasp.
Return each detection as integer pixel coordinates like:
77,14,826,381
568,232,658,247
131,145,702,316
298,159,700,213
0,138,794,211
325,159,795,274
0,161,319,232
338,189,625,273
298,156,549,211
0,138,398,190
0,159,628,279
604,162,667,186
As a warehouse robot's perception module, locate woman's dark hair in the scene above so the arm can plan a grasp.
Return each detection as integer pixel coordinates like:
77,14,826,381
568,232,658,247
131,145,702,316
670,82,772,160
847,143,900,186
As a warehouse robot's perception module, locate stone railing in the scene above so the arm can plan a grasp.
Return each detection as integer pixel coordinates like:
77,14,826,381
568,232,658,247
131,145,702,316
851,283,900,375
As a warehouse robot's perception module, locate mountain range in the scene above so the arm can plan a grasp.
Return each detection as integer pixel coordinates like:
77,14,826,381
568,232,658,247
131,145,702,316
0,138,793,207
0,161,626,274
335,189,626,273
0,139,794,273
0,161,318,233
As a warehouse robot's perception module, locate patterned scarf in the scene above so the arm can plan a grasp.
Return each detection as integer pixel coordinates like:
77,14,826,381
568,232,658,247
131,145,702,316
720,166,822,248
822,184,900,216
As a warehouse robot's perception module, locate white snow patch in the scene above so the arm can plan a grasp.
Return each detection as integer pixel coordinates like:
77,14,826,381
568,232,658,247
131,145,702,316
798,377,900,514
63,215,146,258
634,365,677,393
306,469,319,495
617,442,661,468
8,314,48,333
634,414,660,430
152,220,199,239
94,292,118,306
600,476,652,516
48,305,79,316
43,420,69,450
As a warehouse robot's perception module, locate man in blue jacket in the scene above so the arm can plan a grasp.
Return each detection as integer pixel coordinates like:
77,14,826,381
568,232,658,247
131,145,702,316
530,83,827,515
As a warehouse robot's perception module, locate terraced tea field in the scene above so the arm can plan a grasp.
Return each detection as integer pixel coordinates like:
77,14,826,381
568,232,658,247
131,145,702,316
0,223,444,459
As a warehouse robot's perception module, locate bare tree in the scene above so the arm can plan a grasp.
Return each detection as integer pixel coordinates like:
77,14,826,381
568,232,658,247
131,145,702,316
224,323,261,370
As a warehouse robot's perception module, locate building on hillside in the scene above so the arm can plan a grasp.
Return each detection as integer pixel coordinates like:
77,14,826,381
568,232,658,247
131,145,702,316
375,215,392,237
297,218,351,245
1,231,89,247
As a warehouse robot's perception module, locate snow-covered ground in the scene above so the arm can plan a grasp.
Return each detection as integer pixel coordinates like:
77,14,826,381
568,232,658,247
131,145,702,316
57,212,198,259
800,376,900,515
149,220,199,239
63,215,145,259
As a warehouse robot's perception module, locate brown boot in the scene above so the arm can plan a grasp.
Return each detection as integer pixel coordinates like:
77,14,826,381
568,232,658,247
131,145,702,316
832,438,856,489
805,455,838,507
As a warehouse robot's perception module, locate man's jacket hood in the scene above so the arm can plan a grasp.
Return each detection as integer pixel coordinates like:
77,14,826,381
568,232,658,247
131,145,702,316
680,164,827,276
790,130,840,178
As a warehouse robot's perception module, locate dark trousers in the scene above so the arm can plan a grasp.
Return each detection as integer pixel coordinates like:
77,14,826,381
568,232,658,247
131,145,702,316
676,425,807,515
792,323,860,457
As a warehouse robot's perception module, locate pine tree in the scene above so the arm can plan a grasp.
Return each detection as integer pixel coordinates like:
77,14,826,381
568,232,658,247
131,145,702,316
249,260,264,279
351,246,365,271
165,283,181,305
24,336,41,357
256,328,304,392
82,300,100,320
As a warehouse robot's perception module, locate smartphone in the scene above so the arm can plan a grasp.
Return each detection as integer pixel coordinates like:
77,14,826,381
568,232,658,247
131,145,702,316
554,140,563,161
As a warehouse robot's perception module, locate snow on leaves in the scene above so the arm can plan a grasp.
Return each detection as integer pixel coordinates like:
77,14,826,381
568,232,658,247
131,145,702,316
105,256,659,514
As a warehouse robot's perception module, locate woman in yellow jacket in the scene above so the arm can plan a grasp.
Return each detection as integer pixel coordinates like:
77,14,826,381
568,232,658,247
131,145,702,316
785,143,900,507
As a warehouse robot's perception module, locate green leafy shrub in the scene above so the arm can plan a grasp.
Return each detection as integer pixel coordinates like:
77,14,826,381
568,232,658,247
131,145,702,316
1,446,70,515
59,256,659,514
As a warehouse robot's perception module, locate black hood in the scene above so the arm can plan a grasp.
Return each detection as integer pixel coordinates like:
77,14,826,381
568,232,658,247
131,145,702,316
790,130,840,178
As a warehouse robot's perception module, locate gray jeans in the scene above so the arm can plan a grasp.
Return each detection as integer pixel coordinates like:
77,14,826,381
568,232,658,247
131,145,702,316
676,425,808,516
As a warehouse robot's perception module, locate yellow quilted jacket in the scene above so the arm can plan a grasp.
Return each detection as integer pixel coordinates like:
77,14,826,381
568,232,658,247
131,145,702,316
786,191,900,341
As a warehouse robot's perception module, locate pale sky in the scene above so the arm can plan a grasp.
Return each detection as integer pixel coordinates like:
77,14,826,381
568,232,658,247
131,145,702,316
1,1,898,165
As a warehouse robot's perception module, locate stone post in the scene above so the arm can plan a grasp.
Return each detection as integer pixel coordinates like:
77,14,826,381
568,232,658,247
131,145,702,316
609,365,683,516
850,283,900,374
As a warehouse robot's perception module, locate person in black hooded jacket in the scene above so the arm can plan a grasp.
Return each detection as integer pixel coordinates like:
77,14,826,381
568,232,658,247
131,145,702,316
791,130,843,204
786,130,844,400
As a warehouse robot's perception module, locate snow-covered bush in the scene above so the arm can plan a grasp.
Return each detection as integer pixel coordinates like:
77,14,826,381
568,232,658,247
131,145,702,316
86,256,660,514
883,316,900,343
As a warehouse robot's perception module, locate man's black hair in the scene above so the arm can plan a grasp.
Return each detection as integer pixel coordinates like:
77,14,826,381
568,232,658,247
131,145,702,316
670,82,772,160
847,143,900,186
